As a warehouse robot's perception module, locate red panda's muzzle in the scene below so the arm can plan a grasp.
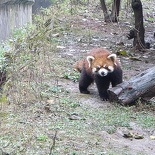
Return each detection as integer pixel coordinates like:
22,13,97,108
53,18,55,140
98,68,109,76
92,66,114,77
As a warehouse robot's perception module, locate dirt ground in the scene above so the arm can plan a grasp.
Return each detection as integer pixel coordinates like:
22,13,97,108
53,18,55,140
56,11,155,154
1,1,155,155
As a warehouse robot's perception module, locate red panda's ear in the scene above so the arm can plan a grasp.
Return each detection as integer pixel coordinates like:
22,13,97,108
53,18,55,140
87,56,95,68
107,54,117,65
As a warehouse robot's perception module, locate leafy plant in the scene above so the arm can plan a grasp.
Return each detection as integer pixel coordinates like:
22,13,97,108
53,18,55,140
0,46,7,71
37,135,48,142
63,71,80,82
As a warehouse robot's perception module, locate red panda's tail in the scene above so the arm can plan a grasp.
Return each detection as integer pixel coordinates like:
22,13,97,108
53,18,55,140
73,59,84,73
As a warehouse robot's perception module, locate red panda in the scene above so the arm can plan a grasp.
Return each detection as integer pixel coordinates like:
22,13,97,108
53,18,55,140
74,48,122,100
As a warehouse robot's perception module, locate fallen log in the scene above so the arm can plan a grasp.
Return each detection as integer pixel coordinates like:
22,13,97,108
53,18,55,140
108,66,155,105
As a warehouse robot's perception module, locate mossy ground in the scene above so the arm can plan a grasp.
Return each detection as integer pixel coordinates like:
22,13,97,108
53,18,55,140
0,0,155,154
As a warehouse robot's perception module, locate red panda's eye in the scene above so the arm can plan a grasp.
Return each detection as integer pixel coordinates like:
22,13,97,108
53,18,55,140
96,65,101,69
107,66,114,72
103,64,107,68
92,68,97,72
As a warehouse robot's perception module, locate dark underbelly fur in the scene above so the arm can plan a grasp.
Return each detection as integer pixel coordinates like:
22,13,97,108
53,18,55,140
79,67,122,101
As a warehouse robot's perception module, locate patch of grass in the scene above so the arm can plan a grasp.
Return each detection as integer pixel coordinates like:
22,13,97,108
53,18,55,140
84,106,132,131
45,102,155,154
1,0,155,155
0,45,9,76
49,105,129,135
37,135,48,142
60,97,80,108
136,112,155,129
63,70,80,82
0,111,8,118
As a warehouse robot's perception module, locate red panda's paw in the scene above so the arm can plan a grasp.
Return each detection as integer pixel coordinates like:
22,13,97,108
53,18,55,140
100,94,109,101
80,90,90,94
102,97,109,101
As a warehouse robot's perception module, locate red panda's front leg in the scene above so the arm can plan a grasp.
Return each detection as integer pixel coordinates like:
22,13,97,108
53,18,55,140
109,67,123,87
79,68,94,94
95,75,110,100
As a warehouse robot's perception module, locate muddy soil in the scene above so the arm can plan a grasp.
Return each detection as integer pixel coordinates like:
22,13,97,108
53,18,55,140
57,15,155,154
1,2,155,155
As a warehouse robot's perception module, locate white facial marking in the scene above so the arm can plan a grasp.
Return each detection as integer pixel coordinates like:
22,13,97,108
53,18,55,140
98,68,108,76
108,66,114,72
92,68,97,73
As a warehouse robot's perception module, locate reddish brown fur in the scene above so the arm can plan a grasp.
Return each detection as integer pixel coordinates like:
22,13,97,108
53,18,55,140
73,59,84,72
74,48,120,73
74,48,122,101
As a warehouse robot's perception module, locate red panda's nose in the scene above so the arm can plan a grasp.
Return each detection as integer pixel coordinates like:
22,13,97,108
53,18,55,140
101,71,106,76
98,68,108,76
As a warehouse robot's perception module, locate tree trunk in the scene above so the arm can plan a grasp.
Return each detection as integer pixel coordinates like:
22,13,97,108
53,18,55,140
128,0,145,49
100,0,120,22
108,66,155,105
100,0,110,22
111,0,121,22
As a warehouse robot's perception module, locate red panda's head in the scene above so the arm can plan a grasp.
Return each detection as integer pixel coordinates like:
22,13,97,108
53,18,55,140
87,53,117,77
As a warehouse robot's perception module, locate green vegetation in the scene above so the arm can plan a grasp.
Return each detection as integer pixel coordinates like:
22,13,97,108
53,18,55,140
0,0,155,155
0,46,7,71
137,112,155,129
63,71,80,82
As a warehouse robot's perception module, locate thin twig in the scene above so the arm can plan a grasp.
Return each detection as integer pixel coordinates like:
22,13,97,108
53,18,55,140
49,130,58,155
